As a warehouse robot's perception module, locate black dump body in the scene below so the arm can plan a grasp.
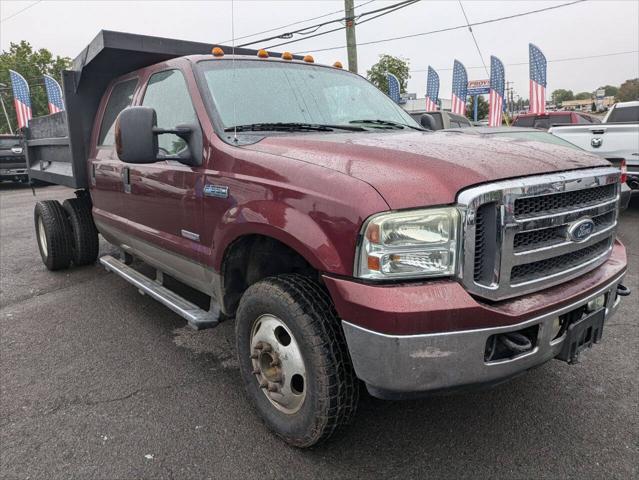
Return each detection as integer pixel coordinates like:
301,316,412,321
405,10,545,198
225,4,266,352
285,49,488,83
24,30,296,188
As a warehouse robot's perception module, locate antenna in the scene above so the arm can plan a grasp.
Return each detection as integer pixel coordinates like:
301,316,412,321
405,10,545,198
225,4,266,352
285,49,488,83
232,0,238,143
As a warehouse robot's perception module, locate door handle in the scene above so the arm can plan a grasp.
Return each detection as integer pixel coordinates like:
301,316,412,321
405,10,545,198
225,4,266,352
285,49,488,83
122,166,131,194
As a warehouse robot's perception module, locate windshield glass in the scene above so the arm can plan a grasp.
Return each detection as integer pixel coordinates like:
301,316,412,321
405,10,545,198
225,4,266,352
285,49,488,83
489,131,580,149
0,137,20,148
197,59,418,130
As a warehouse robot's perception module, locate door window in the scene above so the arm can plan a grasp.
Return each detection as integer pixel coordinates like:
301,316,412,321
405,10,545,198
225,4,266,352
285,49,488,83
142,70,197,155
98,78,138,146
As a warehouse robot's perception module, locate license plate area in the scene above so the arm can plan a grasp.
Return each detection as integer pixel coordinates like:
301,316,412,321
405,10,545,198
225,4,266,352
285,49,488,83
556,309,605,364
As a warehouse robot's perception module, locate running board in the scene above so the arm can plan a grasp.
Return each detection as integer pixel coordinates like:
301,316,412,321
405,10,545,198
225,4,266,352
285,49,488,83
100,255,220,330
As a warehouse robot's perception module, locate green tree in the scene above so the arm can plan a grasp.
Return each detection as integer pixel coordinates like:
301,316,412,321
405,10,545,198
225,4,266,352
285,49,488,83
465,95,489,120
598,85,619,97
616,78,639,102
551,89,574,104
575,91,592,100
366,54,410,95
0,41,70,133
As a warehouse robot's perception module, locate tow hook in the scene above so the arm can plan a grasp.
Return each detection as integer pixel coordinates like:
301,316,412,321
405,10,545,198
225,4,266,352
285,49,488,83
617,284,631,297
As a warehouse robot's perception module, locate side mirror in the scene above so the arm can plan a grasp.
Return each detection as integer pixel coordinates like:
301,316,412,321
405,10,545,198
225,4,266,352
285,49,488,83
115,106,202,166
420,113,437,130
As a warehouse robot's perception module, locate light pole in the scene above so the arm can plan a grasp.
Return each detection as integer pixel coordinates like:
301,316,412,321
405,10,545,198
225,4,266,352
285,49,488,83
0,83,14,134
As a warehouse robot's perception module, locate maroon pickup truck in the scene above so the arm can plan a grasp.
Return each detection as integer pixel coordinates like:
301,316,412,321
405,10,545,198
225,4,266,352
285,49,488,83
25,31,629,447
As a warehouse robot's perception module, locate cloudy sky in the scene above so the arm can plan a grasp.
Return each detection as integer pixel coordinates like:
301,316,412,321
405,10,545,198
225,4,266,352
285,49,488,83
1,0,638,100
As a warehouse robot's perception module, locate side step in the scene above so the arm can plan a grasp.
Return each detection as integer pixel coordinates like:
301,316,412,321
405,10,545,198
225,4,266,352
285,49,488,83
100,255,220,330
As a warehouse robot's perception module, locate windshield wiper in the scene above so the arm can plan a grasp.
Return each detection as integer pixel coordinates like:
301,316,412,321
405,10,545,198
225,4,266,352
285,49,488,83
349,119,425,131
224,122,365,132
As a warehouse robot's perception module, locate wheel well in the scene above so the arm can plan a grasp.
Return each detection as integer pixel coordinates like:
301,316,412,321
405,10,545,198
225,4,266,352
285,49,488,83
221,235,316,316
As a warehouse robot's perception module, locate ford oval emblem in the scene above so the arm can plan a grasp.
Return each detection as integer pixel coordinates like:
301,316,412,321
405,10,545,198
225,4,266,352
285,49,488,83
568,218,595,242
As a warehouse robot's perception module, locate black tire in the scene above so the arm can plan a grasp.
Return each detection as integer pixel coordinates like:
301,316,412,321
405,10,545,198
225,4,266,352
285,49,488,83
236,274,359,448
62,197,99,266
34,200,73,271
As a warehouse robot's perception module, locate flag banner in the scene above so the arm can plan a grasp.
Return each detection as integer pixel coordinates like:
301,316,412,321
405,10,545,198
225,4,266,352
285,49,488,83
425,66,439,111
451,60,468,115
488,56,505,127
43,74,65,114
9,70,32,128
387,73,401,104
529,43,547,114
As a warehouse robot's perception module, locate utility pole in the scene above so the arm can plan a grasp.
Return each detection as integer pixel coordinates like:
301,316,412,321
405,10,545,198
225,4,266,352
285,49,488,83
344,0,358,74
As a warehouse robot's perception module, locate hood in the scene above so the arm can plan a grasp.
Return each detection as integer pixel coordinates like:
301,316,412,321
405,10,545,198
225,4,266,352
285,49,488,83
241,130,610,209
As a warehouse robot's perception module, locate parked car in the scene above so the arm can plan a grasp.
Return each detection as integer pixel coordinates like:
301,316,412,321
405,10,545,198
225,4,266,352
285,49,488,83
549,101,639,191
443,127,632,210
0,134,28,183
25,31,629,447
513,111,600,129
409,110,472,130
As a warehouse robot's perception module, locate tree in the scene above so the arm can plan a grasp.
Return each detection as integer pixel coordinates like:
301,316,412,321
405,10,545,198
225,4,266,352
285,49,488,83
616,78,639,102
551,89,574,104
465,95,489,120
575,91,592,100
0,41,70,133
366,54,410,95
598,85,619,97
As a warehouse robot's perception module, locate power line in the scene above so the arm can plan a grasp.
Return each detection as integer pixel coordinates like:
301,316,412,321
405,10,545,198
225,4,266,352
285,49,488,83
458,1,489,77
216,0,376,45
263,0,419,50
294,0,586,53
0,0,42,23
410,50,639,73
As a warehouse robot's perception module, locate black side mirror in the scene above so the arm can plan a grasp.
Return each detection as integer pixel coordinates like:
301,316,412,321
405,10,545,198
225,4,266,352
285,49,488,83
115,106,202,166
420,113,437,130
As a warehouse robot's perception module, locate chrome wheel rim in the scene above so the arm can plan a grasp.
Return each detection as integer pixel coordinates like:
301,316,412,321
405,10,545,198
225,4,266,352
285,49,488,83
37,217,48,257
250,314,307,414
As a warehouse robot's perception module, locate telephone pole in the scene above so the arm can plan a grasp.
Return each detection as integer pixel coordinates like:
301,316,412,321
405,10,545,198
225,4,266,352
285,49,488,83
344,0,358,73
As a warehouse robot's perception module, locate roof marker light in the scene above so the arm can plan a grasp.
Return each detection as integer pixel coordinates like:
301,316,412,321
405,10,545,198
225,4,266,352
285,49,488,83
281,51,293,60
212,47,224,57
333,61,343,69
303,55,314,63
257,49,269,58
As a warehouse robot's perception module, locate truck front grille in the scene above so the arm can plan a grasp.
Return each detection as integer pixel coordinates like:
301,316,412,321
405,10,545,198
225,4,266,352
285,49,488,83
458,167,619,301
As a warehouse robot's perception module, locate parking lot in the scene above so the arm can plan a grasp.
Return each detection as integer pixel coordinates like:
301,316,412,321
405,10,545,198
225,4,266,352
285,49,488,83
1,183,637,479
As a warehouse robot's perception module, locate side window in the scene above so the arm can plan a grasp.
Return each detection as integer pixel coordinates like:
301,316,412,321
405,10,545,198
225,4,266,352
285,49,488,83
142,70,196,155
98,79,138,146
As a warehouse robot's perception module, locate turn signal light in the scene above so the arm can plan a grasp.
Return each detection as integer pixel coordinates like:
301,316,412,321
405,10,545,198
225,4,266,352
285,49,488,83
257,49,269,58
333,61,343,69
303,55,314,63
367,256,380,271
211,47,224,57
620,159,627,183
281,51,293,60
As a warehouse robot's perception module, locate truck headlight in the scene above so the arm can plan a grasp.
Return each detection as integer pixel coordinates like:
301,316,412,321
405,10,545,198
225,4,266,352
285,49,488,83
355,207,460,279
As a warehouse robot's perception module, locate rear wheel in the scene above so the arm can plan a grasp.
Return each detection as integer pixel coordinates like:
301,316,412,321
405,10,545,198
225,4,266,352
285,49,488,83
62,197,99,266
236,274,359,447
34,200,73,271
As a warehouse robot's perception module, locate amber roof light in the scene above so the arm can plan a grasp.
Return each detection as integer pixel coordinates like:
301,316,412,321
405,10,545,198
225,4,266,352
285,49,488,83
211,47,224,57
281,51,293,60
257,49,269,58
303,55,314,63
333,61,343,69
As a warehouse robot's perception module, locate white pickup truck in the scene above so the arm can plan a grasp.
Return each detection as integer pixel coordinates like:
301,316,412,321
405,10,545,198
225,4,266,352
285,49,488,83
549,101,639,191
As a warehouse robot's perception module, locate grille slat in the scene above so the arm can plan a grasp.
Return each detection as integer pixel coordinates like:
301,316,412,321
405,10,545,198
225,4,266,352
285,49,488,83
514,184,616,217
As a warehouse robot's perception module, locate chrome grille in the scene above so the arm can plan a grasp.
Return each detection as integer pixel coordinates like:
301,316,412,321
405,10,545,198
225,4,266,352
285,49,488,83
458,167,620,301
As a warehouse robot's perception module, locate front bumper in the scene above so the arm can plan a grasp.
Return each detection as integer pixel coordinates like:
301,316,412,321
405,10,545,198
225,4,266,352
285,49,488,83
342,273,625,398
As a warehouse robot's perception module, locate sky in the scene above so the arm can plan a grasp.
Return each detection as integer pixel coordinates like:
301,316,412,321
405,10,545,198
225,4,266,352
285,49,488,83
1,0,638,101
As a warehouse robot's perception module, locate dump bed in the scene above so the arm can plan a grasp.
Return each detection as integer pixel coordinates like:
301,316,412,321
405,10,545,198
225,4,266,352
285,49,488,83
24,30,283,188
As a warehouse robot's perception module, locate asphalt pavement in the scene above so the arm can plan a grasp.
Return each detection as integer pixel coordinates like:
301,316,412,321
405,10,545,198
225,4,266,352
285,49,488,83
1,183,637,479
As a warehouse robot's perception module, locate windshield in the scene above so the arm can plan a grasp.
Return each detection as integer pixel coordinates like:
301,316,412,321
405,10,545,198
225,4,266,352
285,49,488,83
488,131,581,149
197,59,418,130
0,137,20,148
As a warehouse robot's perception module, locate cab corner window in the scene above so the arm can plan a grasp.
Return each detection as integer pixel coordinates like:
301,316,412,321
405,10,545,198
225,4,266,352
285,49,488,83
141,69,196,156
98,78,138,146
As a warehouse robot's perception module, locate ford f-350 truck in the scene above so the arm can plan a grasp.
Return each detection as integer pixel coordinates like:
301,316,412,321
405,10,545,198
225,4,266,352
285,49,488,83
24,31,630,447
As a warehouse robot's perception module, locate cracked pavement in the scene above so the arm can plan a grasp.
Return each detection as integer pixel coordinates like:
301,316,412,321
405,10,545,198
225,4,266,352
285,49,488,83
1,184,637,479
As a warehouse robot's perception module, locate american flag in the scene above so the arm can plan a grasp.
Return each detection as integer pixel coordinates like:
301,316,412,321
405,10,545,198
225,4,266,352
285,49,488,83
387,73,401,104
451,60,467,115
425,66,439,111
529,43,547,114
488,56,505,127
44,75,65,114
9,70,32,128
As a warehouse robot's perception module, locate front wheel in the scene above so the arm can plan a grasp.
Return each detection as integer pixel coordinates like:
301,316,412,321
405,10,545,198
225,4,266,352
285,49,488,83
235,274,359,447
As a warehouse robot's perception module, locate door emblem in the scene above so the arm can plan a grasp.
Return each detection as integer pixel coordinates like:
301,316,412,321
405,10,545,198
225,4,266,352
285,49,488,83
204,184,229,198
568,218,595,243
591,137,603,148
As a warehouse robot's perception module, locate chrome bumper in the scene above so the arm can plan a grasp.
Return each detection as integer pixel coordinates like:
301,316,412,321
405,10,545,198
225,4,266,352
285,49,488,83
342,274,625,398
